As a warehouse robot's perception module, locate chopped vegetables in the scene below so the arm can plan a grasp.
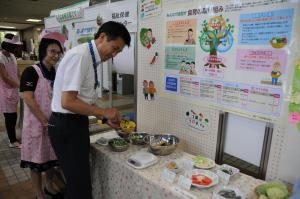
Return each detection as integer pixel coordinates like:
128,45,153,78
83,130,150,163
193,156,215,169
191,174,212,186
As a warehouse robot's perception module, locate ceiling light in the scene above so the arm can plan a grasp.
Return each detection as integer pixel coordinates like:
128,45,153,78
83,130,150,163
26,19,42,22
0,26,16,29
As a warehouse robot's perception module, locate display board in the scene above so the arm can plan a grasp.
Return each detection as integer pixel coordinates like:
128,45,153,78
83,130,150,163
137,0,300,184
45,0,138,88
160,0,300,122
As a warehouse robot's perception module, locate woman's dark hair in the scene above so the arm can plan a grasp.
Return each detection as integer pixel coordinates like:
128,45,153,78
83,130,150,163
94,21,131,47
1,33,18,53
38,38,63,62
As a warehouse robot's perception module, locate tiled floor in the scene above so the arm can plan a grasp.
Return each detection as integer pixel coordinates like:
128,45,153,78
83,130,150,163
0,128,36,199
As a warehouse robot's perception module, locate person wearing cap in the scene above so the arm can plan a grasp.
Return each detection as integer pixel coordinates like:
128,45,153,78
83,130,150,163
0,33,22,148
20,31,65,199
48,21,130,199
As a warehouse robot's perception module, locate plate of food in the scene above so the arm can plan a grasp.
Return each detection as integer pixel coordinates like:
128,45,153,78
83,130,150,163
165,160,183,174
129,132,149,145
213,186,245,199
255,182,291,199
193,155,215,169
218,164,239,176
187,169,219,188
120,120,136,133
108,138,129,152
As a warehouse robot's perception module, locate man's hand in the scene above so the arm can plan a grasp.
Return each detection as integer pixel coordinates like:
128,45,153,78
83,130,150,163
99,108,121,121
106,119,120,129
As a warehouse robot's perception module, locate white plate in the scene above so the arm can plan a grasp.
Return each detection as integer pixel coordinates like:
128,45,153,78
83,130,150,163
212,185,245,199
193,156,215,169
187,169,219,189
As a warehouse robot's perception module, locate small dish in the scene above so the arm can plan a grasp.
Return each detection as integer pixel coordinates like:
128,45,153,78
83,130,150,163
96,137,108,146
218,164,239,176
193,155,215,169
165,160,183,174
186,169,219,189
213,186,245,199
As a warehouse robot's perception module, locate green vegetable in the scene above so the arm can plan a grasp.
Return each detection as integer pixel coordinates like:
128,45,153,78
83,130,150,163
259,195,268,199
256,182,290,199
267,187,287,199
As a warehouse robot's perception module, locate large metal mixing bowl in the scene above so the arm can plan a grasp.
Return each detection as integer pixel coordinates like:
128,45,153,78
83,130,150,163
148,134,180,156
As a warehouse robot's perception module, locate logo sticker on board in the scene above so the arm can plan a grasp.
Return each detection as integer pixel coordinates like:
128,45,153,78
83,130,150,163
185,110,209,131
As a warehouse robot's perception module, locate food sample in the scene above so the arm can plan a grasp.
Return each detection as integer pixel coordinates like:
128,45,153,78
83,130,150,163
120,120,136,133
193,156,215,169
221,168,234,175
218,189,242,199
167,161,178,170
256,182,290,199
191,174,212,186
110,138,128,147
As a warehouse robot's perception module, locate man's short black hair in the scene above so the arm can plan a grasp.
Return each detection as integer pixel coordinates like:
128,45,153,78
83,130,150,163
94,21,131,47
38,38,63,63
188,28,193,32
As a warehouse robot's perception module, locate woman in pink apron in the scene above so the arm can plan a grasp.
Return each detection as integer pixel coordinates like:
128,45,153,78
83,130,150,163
20,31,65,199
0,33,22,148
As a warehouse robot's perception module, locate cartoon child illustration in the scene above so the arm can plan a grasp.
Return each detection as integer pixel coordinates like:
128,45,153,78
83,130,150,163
185,62,191,74
179,60,187,74
148,81,157,100
140,28,156,49
271,61,282,85
190,61,197,75
184,28,196,45
148,29,155,44
143,80,149,100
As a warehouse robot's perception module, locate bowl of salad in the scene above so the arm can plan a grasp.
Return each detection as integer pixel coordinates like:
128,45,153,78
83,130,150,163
108,138,129,152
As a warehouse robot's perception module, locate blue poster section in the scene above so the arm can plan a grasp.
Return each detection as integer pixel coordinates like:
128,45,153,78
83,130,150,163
238,8,294,45
165,76,178,93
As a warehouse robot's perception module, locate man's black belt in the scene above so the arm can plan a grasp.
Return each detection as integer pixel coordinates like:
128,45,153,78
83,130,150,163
52,112,86,119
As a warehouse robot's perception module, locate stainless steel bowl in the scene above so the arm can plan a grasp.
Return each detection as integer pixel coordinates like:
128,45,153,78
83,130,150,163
148,134,179,156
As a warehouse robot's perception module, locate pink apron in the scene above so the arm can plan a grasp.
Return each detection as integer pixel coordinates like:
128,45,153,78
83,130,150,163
0,52,19,113
21,65,57,164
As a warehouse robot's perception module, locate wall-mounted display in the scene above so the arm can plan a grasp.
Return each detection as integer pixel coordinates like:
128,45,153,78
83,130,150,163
162,0,298,122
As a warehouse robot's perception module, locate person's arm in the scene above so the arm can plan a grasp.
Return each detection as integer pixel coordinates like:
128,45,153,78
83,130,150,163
61,91,121,128
23,91,48,127
0,63,19,88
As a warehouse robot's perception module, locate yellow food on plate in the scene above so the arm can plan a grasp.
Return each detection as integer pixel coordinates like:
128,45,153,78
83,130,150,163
120,120,136,133
167,161,178,170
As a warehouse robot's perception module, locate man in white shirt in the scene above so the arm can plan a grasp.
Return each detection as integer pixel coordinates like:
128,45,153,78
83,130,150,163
48,21,131,199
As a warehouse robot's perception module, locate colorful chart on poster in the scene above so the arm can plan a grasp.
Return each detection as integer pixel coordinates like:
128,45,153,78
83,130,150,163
162,0,299,121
